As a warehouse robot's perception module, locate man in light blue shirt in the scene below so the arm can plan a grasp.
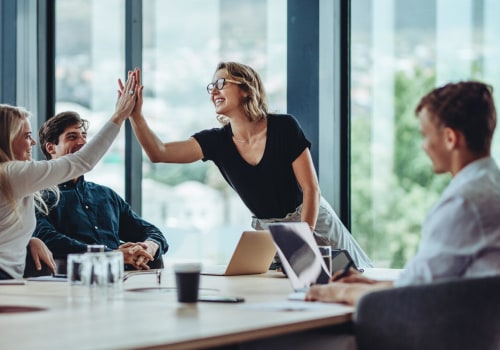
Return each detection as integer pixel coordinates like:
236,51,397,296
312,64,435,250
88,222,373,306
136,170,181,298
306,81,500,305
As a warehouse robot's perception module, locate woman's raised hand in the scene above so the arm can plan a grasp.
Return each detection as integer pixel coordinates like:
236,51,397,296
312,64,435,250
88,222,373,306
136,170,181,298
118,68,143,120
112,71,137,125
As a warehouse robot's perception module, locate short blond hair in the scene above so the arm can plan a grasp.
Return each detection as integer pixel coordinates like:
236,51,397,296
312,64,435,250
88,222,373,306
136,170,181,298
214,62,268,125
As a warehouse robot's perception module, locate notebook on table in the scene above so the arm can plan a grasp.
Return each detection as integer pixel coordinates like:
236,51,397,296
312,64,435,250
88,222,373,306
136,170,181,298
201,230,277,276
268,222,331,300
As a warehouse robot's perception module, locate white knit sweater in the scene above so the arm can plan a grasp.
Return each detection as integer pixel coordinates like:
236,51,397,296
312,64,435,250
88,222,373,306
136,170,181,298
0,121,120,279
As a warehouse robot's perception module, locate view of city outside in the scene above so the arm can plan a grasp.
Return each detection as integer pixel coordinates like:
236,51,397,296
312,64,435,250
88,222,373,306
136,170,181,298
54,0,500,269
350,0,500,267
55,0,126,192
140,0,287,264
55,0,287,265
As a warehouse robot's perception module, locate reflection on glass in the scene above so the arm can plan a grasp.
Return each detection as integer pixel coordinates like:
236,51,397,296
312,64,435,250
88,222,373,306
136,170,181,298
55,0,125,195
54,0,288,266
350,0,500,268
142,0,287,264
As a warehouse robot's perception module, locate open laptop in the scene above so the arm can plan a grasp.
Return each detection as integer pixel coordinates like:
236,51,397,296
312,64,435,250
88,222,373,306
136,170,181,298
268,222,331,300
201,230,277,276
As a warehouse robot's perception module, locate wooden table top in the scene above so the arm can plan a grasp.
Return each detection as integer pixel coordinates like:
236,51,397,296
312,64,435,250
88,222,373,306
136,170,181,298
0,269,357,350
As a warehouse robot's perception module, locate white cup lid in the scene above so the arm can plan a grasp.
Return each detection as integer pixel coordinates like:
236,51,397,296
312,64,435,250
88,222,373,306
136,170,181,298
173,262,201,273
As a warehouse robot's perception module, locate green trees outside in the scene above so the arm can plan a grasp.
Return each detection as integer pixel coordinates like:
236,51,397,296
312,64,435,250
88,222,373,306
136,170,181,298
351,69,450,268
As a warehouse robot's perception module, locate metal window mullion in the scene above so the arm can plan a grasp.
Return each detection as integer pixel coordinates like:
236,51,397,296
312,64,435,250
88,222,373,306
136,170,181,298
124,0,143,214
1,0,17,105
338,0,351,228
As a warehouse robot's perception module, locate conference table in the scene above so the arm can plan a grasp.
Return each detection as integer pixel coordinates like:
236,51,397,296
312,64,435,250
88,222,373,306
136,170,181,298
0,267,400,350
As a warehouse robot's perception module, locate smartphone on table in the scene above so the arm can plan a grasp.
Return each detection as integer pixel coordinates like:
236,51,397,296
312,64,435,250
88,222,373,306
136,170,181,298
198,295,245,303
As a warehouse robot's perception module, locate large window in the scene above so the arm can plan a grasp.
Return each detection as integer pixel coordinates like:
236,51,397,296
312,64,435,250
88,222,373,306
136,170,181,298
54,0,287,265
55,0,126,191
350,0,500,267
141,0,287,264
49,0,500,270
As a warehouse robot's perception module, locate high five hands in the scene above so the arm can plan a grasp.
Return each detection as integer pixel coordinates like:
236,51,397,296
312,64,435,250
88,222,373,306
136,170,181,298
118,68,144,119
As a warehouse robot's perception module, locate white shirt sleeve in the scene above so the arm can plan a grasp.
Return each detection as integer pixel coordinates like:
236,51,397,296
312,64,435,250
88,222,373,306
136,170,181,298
5,121,120,199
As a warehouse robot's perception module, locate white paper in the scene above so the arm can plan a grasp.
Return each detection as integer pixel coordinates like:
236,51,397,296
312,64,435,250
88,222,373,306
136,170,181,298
0,279,26,285
27,275,67,282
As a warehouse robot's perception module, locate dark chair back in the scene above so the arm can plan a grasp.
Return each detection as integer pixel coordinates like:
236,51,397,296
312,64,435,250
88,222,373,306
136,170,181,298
354,275,500,350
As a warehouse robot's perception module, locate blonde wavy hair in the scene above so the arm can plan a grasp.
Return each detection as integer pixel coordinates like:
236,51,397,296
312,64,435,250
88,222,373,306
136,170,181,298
214,62,268,125
0,104,59,216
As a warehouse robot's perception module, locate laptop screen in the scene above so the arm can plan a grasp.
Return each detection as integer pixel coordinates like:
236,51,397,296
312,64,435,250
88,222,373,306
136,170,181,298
268,222,330,290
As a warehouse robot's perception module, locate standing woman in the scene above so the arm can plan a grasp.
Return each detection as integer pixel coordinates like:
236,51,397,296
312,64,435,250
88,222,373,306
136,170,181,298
0,74,137,280
127,63,372,268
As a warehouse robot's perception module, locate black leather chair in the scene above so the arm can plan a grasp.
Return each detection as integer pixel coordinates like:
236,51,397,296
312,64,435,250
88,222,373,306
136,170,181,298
354,275,500,350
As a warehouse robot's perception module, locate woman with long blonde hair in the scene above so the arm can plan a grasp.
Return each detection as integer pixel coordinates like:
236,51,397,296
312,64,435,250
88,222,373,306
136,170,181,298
0,73,137,280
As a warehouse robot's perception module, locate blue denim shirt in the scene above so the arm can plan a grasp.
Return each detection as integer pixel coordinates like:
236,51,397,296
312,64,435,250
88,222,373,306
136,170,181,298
33,176,168,259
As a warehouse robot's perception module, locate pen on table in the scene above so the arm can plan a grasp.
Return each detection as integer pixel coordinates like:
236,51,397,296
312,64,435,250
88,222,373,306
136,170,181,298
156,269,162,286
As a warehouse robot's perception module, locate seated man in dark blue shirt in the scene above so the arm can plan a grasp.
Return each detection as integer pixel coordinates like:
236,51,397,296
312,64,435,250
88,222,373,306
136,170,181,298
33,111,168,271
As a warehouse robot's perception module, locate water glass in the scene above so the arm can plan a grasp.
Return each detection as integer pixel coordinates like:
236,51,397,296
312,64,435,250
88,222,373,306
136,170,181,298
67,251,124,301
318,246,332,274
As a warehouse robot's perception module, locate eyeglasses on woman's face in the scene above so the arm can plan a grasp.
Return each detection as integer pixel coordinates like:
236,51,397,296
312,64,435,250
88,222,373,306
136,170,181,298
206,78,241,94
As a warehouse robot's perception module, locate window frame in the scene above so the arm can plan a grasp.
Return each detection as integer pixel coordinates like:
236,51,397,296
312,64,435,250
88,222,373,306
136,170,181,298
5,0,350,226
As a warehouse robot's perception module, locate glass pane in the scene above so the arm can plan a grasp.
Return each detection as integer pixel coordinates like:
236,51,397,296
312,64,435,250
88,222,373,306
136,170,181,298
142,0,287,264
350,0,500,268
55,0,125,195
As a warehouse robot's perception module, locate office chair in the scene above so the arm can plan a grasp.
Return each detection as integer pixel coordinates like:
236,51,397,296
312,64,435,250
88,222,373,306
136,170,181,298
354,275,500,350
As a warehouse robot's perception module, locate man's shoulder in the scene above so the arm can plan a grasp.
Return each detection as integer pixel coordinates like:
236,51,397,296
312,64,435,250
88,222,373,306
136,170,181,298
85,180,116,192
463,179,500,203
84,181,126,201
440,172,500,220
446,159,500,198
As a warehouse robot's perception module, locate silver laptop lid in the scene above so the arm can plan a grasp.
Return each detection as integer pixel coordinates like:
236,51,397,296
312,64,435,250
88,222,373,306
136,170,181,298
268,222,330,291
